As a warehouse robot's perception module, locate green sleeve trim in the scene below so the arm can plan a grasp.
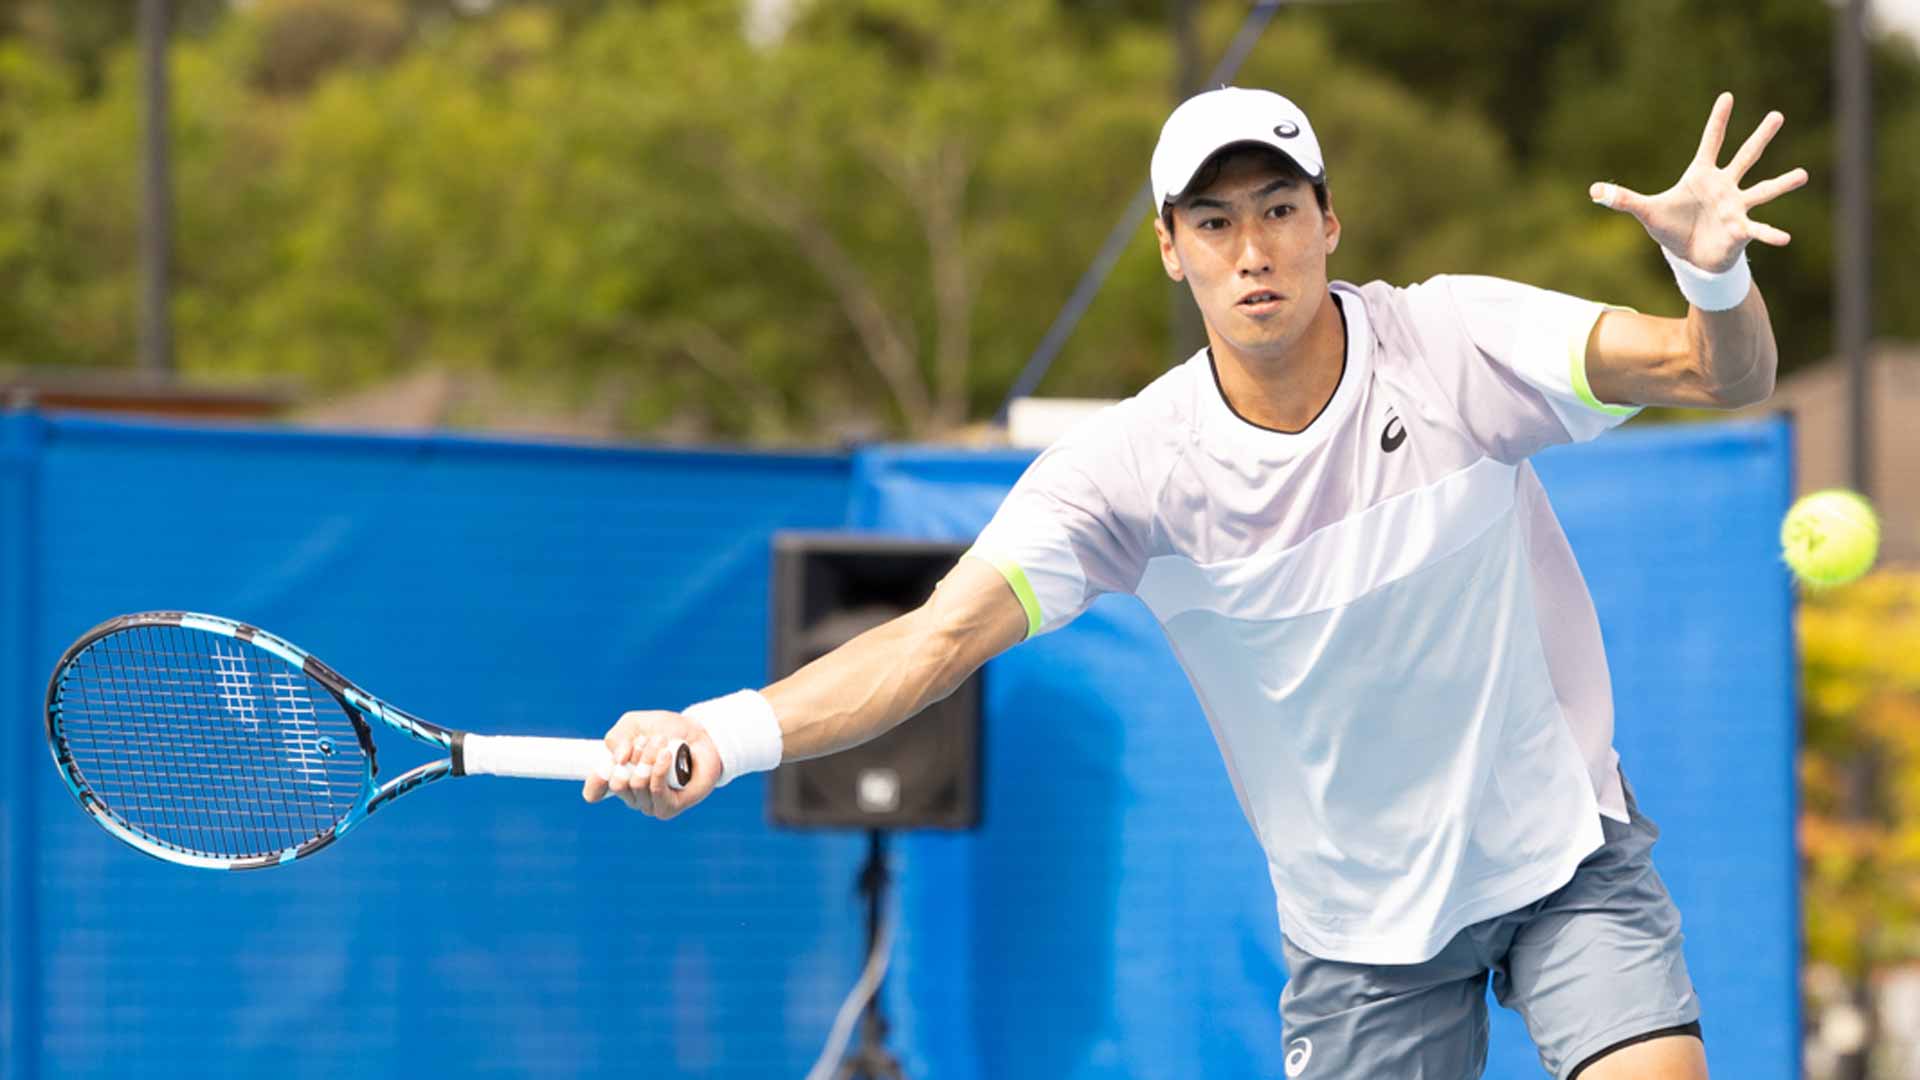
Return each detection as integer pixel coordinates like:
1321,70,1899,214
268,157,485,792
966,548,1042,639
1568,306,1640,417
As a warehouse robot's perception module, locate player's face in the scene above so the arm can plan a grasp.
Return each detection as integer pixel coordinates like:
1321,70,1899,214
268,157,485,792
1154,155,1340,360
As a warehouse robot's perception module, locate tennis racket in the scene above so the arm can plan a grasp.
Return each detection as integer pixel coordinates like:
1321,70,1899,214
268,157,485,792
46,611,694,870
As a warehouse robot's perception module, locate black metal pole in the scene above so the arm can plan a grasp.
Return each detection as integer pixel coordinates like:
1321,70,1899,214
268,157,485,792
837,829,903,1080
140,0,174,377
1169,0,1207,363
1834,14,1877,1080
859,830,888,1069
1837,0,1871,497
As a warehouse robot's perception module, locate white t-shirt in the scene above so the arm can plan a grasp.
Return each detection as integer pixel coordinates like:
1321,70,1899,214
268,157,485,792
968,276,1640,964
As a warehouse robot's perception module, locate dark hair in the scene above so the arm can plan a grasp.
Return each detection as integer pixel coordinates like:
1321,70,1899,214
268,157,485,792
1161,143,1329,235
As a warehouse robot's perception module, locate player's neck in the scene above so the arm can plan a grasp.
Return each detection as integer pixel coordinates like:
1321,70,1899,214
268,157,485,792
1206,291,1347,434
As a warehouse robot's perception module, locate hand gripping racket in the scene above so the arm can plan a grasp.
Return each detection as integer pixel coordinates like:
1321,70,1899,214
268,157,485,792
46,612,694,870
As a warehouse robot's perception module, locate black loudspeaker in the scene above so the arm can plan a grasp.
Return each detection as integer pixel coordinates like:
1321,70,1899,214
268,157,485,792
768,533,982,829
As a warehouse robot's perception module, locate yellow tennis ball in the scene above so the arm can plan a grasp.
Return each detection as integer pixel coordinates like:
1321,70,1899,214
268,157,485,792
1781,489,1880,587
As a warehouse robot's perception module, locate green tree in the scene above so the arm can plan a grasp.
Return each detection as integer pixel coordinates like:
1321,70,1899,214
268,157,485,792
2,0,1912,440
1311,0,1920,372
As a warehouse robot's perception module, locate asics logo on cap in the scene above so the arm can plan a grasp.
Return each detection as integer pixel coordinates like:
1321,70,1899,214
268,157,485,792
1274,122,1300,138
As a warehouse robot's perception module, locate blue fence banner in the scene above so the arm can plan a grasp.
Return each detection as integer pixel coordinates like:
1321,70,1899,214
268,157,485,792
0,412,1795,1079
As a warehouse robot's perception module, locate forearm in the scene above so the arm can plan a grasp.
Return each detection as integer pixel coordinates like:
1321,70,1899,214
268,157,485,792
1685,283,1777,406
1587,282,1780,411
589,560,1022,814
762,558,1027,762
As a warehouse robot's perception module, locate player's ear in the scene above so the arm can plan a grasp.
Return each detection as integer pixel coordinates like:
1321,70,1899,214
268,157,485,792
1153,213,1185,282
1322,195,1340,256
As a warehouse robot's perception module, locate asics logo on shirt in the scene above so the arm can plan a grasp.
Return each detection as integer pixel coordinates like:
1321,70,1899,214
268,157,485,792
1381,415,1407,453
1285,1037,1313,1076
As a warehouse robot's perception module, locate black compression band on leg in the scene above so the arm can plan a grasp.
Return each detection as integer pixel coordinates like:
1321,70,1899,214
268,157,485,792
1567,1020,1703,1079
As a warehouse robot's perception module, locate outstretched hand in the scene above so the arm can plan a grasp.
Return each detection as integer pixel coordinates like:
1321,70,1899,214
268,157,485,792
1590,92,1808,272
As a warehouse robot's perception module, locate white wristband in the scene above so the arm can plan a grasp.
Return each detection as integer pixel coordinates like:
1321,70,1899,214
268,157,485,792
682,690,783,787
1662,247,1752,312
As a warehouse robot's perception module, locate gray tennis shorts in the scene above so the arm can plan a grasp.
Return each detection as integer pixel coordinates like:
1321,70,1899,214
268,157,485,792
1277,773,1701,1080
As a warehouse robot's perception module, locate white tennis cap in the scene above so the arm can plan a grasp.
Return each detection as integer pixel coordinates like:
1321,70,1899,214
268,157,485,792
1150,87,1325,211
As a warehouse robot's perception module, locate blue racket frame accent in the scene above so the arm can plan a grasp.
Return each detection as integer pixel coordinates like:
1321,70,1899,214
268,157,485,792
47,611,464,871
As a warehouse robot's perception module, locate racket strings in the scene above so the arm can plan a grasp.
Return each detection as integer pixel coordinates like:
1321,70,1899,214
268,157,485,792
53,624,368,861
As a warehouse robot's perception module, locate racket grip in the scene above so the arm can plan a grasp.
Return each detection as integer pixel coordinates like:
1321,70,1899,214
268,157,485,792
459,735,693,791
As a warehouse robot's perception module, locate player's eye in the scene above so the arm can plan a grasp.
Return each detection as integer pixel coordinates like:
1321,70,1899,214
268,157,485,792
1267,204,1296,219
1197,216,1229,231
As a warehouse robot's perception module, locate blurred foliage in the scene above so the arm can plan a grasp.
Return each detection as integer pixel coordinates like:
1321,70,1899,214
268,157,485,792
1800,571,1920,974
0,0,1913,440
1316,0,1920,403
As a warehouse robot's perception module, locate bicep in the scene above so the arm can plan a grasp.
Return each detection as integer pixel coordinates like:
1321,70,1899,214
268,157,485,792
1583,308,1719,409
929,554,1034,671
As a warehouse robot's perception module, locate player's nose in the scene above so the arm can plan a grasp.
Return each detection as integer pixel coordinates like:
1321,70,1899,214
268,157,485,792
1236,232,1274,275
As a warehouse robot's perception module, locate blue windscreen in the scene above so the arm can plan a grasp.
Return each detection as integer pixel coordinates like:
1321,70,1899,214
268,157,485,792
0,413,1794,1079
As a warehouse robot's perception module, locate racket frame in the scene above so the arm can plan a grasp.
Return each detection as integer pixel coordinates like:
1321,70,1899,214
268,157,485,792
49,612,466,870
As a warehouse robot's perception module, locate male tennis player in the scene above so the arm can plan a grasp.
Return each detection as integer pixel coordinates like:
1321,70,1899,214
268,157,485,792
586,88,1803,1080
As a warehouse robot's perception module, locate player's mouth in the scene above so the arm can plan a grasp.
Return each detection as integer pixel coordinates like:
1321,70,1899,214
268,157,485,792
1237,289,1285,316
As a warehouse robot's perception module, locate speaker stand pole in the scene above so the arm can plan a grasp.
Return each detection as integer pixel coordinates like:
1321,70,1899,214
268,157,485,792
836,829,905,1080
